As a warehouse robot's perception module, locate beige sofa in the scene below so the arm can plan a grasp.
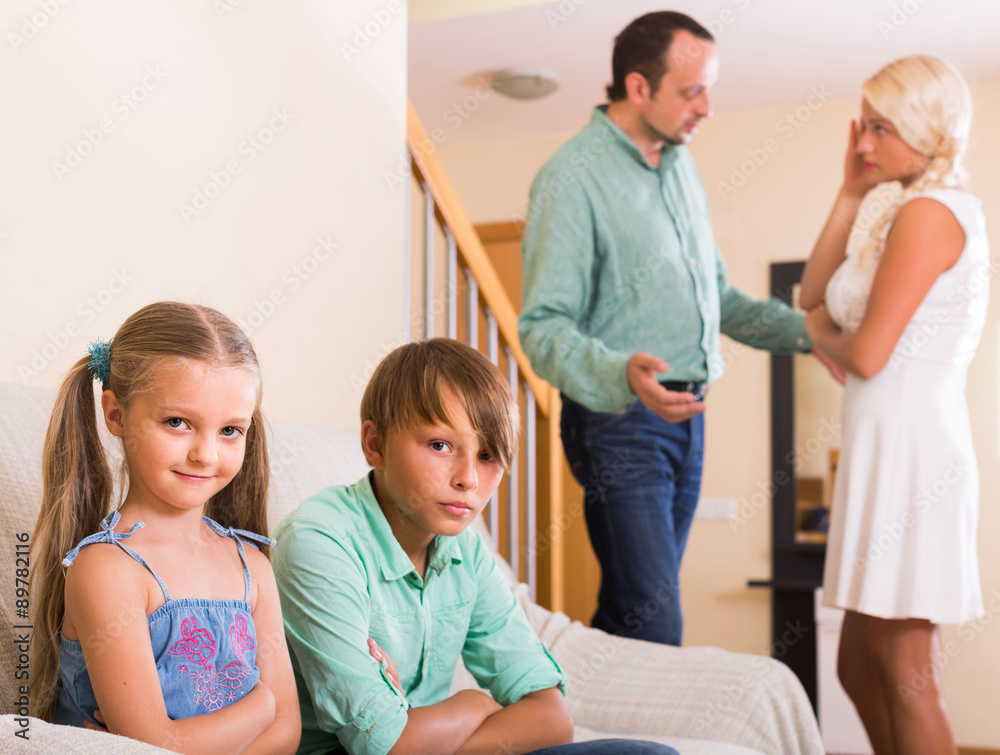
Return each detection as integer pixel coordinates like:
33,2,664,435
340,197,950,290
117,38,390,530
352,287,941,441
0,382,823,754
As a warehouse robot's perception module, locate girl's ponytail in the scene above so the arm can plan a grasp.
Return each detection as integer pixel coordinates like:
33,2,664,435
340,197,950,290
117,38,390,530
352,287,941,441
31,356,114,720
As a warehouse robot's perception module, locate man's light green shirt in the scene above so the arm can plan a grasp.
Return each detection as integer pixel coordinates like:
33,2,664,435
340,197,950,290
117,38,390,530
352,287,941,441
273,473,566,755
519,107,810,413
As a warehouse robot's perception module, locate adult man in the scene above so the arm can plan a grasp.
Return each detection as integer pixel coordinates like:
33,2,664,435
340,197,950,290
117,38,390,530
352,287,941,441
518,11,812,646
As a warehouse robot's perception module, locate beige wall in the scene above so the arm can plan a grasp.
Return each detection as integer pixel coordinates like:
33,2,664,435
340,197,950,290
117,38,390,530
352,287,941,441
411,0,548,25
437,78,1000,746
1,1,408,430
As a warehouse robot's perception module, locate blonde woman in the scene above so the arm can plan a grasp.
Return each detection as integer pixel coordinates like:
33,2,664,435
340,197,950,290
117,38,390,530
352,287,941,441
800,56,988,754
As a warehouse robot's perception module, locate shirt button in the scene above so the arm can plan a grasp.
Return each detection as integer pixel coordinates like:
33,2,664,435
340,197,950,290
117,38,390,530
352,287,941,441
796,337,805,346
699,299,707,307
689,257,696,265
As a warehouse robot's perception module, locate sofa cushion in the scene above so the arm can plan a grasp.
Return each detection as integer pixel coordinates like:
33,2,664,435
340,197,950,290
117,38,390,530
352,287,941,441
0,384,58,714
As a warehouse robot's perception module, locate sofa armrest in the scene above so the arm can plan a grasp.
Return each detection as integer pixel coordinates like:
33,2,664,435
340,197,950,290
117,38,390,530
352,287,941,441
0,715,175,753
516,588,824,755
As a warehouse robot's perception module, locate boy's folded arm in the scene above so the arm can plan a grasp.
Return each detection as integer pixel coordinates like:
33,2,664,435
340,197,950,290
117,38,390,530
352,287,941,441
456,686,573,755
387,689,501,755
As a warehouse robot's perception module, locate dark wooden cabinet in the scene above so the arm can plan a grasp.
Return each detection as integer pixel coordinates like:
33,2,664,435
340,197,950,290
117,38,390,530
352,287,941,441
749,261,826,713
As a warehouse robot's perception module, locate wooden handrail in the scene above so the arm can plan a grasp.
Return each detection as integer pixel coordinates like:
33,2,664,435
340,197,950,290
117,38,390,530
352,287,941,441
406,100,550,417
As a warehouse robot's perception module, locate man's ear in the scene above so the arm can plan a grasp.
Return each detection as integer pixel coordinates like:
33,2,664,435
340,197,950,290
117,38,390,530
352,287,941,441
101,390,125,437
360,420,386,469
624,70,651,105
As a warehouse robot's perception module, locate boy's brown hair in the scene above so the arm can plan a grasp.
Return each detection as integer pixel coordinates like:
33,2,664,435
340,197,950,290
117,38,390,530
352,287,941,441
360,338,519,471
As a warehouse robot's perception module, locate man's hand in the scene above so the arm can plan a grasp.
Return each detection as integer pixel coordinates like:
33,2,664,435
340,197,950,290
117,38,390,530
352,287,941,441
83,709,108,732
812,343,847,386
804,306,848,385
627,352,706,423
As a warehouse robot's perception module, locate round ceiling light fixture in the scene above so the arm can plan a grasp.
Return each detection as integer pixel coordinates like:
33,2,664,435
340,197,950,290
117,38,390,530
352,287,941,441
489,67,559,100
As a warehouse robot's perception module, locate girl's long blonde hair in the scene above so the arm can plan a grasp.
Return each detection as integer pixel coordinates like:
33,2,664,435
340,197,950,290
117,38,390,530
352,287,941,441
860,55,973,259
30,302,270,720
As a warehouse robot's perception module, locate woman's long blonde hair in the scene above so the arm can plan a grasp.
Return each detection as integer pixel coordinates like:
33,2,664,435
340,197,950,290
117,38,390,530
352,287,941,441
860,55,973,258
30,302,270,720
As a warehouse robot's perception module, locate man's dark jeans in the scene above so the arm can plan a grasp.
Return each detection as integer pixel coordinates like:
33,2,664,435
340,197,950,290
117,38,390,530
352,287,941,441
530,740,679,755
561,395,705,646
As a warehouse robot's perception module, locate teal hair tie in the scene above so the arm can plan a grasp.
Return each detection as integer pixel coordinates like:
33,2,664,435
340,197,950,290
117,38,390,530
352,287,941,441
87,338,112,384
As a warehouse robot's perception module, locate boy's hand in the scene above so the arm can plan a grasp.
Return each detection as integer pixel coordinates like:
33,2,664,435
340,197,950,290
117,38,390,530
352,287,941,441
369,638,406,700
83,709,109,732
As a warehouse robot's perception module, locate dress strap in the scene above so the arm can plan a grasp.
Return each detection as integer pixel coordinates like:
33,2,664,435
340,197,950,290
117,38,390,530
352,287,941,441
202,517,276,603
62,511,173,602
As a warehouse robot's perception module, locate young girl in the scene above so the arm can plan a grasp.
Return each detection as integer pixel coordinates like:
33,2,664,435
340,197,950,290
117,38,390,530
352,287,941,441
800,56,988,754
31,301,300,754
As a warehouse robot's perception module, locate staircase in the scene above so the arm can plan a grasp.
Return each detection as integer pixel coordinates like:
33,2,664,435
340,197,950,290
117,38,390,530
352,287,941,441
405,100,568,611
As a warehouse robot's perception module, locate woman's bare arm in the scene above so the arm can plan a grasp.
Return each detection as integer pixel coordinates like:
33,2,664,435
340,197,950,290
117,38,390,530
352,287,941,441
800,120,869,310
805,197,964,377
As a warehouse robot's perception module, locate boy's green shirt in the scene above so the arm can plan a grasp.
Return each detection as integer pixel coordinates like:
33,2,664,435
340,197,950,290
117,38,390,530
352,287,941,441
273,473,566,755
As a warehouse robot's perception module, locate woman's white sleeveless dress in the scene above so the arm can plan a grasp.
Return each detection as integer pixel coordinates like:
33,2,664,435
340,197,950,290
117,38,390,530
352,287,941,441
822,187,990,623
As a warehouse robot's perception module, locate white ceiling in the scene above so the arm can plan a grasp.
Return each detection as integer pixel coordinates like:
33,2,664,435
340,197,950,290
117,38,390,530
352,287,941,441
409,0,1000,146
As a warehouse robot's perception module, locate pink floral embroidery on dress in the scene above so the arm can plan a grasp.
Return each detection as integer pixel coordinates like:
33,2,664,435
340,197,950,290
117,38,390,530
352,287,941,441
229,614,255,662
169,617,217,665
170,614,257,713
190,663,225,711
218,660,251,689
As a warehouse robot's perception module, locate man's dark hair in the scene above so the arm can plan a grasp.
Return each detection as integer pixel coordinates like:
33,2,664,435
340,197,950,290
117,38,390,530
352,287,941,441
606,11,714,102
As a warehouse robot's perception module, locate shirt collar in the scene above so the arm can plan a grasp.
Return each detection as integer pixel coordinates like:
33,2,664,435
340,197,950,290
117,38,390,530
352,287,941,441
591,105,681,173
359,472,464,583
